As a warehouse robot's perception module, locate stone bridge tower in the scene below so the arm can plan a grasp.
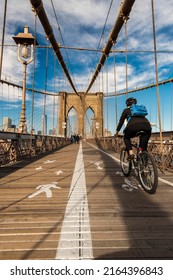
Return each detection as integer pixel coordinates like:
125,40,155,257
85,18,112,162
58,92,103,138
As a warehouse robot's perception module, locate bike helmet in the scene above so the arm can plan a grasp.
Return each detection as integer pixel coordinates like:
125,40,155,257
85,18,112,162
126,97,137,107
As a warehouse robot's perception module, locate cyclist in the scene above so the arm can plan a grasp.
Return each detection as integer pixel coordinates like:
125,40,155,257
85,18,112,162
115,97,151,160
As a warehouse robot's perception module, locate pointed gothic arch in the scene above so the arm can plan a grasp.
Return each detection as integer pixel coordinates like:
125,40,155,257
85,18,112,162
85,106,95,138
58,92,103,138
67,106,78,136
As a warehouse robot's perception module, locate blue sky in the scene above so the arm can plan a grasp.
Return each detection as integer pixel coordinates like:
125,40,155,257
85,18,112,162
0,0,173,135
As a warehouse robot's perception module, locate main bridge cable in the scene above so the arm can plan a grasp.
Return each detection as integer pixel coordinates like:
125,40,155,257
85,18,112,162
85,0,114,94
0,0,7,80
85,0,136,94
104,77,173,97
151,0,163,162
1,77,173,98
50,0,77,91
0,79,58,96
30,0,79,96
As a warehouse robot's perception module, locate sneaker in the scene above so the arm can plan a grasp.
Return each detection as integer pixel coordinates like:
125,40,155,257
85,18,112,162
127,154,135,161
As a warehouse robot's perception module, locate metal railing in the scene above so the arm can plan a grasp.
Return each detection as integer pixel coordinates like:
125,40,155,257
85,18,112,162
0,131,71,166
1,132,173,172
87,136,173,173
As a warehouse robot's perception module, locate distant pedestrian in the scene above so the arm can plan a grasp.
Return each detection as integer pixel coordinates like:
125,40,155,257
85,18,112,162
70,135,75,144
76,134,80,144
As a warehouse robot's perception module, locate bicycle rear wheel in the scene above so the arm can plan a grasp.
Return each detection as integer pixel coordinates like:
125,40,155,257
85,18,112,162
120,147,131,176
138,151,158,194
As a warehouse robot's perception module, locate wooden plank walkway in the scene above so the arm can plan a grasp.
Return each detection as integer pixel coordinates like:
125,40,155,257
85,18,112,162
0,141,173,260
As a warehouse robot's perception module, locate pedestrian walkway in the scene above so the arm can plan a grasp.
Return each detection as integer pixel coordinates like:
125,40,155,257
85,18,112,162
0,141,173,259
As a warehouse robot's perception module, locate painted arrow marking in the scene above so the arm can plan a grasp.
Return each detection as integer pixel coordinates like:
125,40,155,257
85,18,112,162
28,182,61,198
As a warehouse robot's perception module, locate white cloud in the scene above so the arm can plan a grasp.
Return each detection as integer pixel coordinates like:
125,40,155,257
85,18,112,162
1,0,173,96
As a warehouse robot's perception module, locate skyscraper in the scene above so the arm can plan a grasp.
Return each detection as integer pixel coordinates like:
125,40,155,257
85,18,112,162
42,113,47,135
3,117,12,131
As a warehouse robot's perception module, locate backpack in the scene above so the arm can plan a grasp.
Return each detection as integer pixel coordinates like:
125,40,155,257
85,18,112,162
128,103,148,121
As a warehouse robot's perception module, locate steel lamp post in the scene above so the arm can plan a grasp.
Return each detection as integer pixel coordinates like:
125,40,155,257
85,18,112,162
13,26,37,133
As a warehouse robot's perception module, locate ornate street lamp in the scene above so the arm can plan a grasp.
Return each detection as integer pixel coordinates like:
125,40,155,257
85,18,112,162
13,26,38,133
62,122,66,137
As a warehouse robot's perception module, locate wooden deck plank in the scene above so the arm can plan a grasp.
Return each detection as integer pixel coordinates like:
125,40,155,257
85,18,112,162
0,141,173,259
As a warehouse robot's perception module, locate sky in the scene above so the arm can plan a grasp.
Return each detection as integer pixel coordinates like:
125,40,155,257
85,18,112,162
0,0,173,136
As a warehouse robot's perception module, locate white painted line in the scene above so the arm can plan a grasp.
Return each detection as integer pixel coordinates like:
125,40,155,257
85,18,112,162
56,141,93,260
87,142,173,188
158,177,173,187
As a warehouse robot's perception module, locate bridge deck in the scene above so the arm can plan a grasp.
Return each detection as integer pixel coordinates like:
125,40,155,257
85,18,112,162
0,141,173,260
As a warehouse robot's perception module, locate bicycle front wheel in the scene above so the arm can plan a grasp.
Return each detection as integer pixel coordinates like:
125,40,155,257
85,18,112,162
138,151,158,194
120,147,131,176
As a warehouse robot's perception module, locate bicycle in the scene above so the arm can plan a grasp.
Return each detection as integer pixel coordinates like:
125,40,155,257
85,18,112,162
119,131,158,194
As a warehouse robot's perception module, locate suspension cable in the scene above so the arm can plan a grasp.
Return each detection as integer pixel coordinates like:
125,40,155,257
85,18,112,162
85,0,135,94
171,81,173,132
85,0,114,92
0,83,4,128
31,8,37,137
0,0,7,80
104,77,173,97
113,49,118,127
43,45,49,136
106,60,109,138
50,0,77,92
124,17,128,98
53,54,56,136
31,0,78,95
151,0,163,152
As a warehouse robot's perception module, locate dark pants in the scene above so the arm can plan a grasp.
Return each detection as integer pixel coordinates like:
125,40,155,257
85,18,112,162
124,123,151,152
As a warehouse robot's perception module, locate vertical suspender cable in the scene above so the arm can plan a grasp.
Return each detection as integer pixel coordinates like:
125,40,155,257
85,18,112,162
124,17,128,98
42,43,48,138
85,0,135,94
151,0,163,153
31,8,37,137
57,60,60,135
53,54,56,136
43,45,49,136
0,0,7,80
102,68,105,141
30,0,78,95
7,84,9,117
113,51,118,127
98,71,100,93
171,81,172,132
1,83,4,128
102,69,104,94
106,60,109,138
162,84,164,131
13,86,15,126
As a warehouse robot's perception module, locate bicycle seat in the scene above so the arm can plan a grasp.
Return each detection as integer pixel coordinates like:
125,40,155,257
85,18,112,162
135,130,146,137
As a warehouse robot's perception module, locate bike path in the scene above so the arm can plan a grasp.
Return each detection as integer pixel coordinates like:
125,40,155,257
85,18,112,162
83,141,173,259
0,141,173,259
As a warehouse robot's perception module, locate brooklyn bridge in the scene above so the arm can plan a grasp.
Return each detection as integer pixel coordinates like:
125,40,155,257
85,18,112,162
0,0,173,260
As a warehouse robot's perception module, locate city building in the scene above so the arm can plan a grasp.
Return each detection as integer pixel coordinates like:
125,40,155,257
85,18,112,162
42,113,47,135
3,117,12,131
